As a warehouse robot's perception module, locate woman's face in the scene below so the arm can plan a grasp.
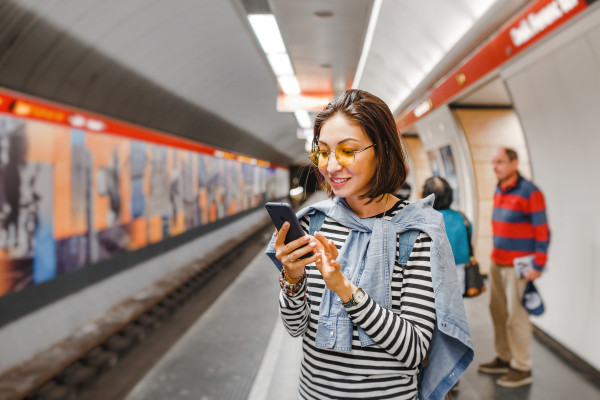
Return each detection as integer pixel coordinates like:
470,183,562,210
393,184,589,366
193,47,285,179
317,114,376,201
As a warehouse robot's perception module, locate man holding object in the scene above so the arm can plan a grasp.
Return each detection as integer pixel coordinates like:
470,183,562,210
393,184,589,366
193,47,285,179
478,147,550,388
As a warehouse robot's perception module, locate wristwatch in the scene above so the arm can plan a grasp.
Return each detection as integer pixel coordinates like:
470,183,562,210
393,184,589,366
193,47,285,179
342,287,367,308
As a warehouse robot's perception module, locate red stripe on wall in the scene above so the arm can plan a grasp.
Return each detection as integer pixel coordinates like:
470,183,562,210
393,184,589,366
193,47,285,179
0,87,287,170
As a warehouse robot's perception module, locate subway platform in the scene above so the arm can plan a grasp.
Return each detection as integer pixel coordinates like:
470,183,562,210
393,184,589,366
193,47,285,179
125,194,600,400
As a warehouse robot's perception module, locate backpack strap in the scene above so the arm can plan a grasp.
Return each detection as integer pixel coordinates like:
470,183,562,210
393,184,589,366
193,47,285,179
458,211,474,258
309,210,326,235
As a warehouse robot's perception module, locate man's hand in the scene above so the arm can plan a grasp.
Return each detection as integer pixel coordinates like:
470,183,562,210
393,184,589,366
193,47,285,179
525,269,542,281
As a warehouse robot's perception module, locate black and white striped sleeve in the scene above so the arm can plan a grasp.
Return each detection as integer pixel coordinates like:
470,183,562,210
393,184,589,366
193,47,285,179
345,232,436,367
278,215,311,337
279,279,310,337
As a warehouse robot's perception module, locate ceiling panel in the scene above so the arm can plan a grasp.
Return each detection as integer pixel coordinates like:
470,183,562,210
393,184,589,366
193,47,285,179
272,0,373,94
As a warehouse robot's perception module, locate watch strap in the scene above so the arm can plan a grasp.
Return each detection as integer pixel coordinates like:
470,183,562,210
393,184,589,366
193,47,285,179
342,296,355,308
342,287,364,308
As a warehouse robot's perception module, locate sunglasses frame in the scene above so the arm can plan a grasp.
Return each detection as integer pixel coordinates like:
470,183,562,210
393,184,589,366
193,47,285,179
310,143,376,168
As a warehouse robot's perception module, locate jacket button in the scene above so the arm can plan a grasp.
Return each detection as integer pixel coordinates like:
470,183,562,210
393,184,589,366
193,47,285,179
441,322,447,327
330,331,334,336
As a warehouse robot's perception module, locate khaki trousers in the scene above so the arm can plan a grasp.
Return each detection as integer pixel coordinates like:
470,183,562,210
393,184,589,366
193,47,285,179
489,261,532,371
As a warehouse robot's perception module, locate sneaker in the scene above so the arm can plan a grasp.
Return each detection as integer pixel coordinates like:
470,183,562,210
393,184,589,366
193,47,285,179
496,368,533,388
478,357,510,374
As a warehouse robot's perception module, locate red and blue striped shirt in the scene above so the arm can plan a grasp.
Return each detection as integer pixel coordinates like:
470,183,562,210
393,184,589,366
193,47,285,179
491,173,549,271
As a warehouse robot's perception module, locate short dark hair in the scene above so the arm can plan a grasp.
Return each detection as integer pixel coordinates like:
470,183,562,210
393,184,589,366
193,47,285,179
422,176,453,210
504,147,518,161
312,89,407,203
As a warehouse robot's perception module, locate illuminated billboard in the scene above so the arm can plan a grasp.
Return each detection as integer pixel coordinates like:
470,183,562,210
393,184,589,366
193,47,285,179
0,90,289,298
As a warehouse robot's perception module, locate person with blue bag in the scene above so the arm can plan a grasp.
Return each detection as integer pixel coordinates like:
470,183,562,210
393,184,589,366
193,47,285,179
421,176,472,297
265,90,473,399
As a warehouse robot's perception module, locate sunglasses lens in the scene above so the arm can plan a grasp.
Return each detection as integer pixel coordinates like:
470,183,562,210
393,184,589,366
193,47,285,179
310,147,328,168
336,144,355,166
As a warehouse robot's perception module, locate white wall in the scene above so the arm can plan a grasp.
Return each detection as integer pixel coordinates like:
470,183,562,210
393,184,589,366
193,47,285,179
502,5,600,370
0,209,269,375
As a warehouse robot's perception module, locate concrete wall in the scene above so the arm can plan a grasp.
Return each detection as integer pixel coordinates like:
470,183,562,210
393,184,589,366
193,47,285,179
502,5,600,370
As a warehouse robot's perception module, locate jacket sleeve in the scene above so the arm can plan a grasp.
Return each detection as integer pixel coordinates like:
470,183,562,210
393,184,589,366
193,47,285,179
345,232,436,367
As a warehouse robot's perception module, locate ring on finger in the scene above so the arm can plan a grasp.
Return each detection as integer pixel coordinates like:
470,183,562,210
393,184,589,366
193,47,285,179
288,253,297,262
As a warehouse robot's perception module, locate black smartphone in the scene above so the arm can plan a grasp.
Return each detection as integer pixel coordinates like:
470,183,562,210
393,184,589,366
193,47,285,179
265,202,314,259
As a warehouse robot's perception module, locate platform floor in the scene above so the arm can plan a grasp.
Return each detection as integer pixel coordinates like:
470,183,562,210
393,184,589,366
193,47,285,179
126,202,600,399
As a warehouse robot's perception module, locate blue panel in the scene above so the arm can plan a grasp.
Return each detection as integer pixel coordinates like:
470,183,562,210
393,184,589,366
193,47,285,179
33,222,56,284
131,178,145,218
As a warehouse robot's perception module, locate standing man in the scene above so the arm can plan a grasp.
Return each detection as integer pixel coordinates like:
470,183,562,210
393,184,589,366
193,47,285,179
478,147,549,388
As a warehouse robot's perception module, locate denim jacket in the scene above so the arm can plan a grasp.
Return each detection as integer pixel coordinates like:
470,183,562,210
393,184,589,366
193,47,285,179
266,196,473,399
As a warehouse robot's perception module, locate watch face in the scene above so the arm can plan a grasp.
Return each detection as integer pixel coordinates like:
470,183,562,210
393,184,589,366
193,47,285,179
353,288,366,304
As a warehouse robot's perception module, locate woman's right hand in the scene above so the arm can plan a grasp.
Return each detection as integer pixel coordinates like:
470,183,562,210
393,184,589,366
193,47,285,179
274,222,320,280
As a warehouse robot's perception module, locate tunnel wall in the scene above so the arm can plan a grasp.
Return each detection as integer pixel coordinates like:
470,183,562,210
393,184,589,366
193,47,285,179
0,89,289,374
502,5,600,370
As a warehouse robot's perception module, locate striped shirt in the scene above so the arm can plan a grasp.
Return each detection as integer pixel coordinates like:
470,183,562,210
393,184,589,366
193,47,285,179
279,200,435,399
492,173,549,270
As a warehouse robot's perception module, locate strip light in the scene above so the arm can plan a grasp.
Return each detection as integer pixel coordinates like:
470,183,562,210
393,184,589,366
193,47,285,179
247,15,286,54
294,110,312,129
248,13,309,128
267,53,294,76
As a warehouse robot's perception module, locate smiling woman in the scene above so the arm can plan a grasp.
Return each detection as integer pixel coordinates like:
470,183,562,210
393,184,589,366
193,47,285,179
266,90,474,400
311,90,407,216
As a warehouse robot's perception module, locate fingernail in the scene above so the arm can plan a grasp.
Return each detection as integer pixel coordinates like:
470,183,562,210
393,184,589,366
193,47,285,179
309,242,317,247
283,222,289,228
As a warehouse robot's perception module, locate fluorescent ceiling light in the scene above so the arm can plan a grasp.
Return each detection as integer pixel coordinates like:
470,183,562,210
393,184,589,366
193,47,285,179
352,0,382,88
248,14,286,54
294,110,312,129
278,76,301,95
267,53,294,76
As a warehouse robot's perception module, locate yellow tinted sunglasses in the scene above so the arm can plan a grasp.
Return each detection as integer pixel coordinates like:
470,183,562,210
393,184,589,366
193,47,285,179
310,143,376,168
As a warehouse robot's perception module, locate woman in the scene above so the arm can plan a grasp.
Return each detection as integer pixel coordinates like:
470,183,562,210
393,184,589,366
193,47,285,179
266,90,472,399
422,176,472,296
